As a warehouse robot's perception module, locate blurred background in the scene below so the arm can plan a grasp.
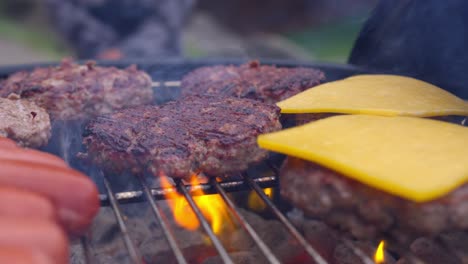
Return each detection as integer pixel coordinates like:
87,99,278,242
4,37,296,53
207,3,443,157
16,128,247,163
0,0,377,65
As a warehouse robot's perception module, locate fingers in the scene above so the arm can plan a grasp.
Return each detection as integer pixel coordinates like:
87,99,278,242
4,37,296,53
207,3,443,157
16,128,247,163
0,137,18,148
0,218,68,264
0,187,55,220
0,137,100,236
0,148,69,168
0,161,100,235
0,247,52,264
0,137,68,168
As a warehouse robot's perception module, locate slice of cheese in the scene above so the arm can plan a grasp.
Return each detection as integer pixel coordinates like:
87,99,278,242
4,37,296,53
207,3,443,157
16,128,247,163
258,115,468,202
277,74,468,117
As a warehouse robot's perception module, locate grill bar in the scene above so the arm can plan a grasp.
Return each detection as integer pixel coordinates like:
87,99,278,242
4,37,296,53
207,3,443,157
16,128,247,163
99,175,277,206
243,173,328,264
341,238,375,264
175,179,234,264
103,175,142,264
137,175,188,264
99,170,390,264
151,81,181,87
211,178,281,264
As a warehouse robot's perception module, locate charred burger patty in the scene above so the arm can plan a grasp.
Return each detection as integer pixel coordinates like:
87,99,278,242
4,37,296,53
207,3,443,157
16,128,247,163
82,96,282,178
0,96,51,147
0,59,153,120
181,61,325,104
280,157,468,244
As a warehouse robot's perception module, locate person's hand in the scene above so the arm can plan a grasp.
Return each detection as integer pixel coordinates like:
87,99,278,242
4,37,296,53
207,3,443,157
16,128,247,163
0,200,68,264
0,137,100,263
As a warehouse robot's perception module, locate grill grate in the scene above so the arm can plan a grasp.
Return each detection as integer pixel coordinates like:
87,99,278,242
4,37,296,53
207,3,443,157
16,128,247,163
175,178,234,264
0,60,443,264
103,174,142,263
137,174,188,264
78,164,402,264
211,177,281,264
72,66,435,264
242,172,327,264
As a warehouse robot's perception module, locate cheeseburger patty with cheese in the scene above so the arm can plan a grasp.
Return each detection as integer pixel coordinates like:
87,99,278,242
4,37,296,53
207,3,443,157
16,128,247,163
258,115,468,245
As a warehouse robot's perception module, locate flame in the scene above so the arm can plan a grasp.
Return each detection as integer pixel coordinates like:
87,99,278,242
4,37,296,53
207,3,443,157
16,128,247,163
161,176,199,230
248,187,274,211
161,174,234,235
374,240,385,264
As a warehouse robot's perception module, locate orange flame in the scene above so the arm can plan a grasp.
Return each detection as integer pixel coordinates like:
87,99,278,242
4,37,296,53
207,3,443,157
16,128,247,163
160,176,199,230
161,174,234,235
374,240,385,264
247,187,273,212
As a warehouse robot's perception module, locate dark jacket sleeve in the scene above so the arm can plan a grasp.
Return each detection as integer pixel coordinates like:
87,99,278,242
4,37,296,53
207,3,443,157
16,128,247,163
349,0,468,99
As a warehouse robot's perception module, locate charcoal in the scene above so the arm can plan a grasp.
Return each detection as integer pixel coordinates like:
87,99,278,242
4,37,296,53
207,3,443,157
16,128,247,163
303,220,340,261
410,237,462,264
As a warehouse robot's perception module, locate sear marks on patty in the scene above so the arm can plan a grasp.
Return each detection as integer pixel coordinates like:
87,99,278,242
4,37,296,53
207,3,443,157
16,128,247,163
82,96,282,178
0,96,51,148
181,60,325,104
280,157,468,245
0,59,153,121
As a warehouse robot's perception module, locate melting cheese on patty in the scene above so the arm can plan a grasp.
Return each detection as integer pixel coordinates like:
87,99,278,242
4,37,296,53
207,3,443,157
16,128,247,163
258,115,468,202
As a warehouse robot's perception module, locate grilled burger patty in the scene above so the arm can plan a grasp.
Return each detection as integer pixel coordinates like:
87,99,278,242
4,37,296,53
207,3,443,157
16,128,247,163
280,157,468,244
0,59,153,120
82,96,282,178
0,96,51,148
181,61,325,104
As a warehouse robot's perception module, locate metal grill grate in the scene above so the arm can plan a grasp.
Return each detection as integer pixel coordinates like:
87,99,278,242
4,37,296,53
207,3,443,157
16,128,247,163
73,68,436,264
0,60,445,264
77,164,405,264
76,75,439,264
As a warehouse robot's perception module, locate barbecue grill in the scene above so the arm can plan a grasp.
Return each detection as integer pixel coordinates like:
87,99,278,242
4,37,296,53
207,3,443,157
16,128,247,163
0,59,464,264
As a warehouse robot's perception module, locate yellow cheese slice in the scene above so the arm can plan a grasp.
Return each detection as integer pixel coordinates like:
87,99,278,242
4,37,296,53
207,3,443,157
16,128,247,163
277,74,468,117
258,115,468,202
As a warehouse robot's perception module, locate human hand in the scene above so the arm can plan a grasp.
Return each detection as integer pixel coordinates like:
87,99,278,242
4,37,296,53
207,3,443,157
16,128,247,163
0,137,100,263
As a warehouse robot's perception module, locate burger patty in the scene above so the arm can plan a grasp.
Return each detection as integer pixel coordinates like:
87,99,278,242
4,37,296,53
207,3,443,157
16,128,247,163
82,96,282,178
292,114,462,127
181,61,325,104
0,59,153,120
0,96,51,147
280,157,468,244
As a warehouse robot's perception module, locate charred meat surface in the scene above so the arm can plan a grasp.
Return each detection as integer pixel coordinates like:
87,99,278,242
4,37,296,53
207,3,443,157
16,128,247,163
0,96,51,148
280,157,468,244
82,96,282,178
0,59,153,120
181,61,325,104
